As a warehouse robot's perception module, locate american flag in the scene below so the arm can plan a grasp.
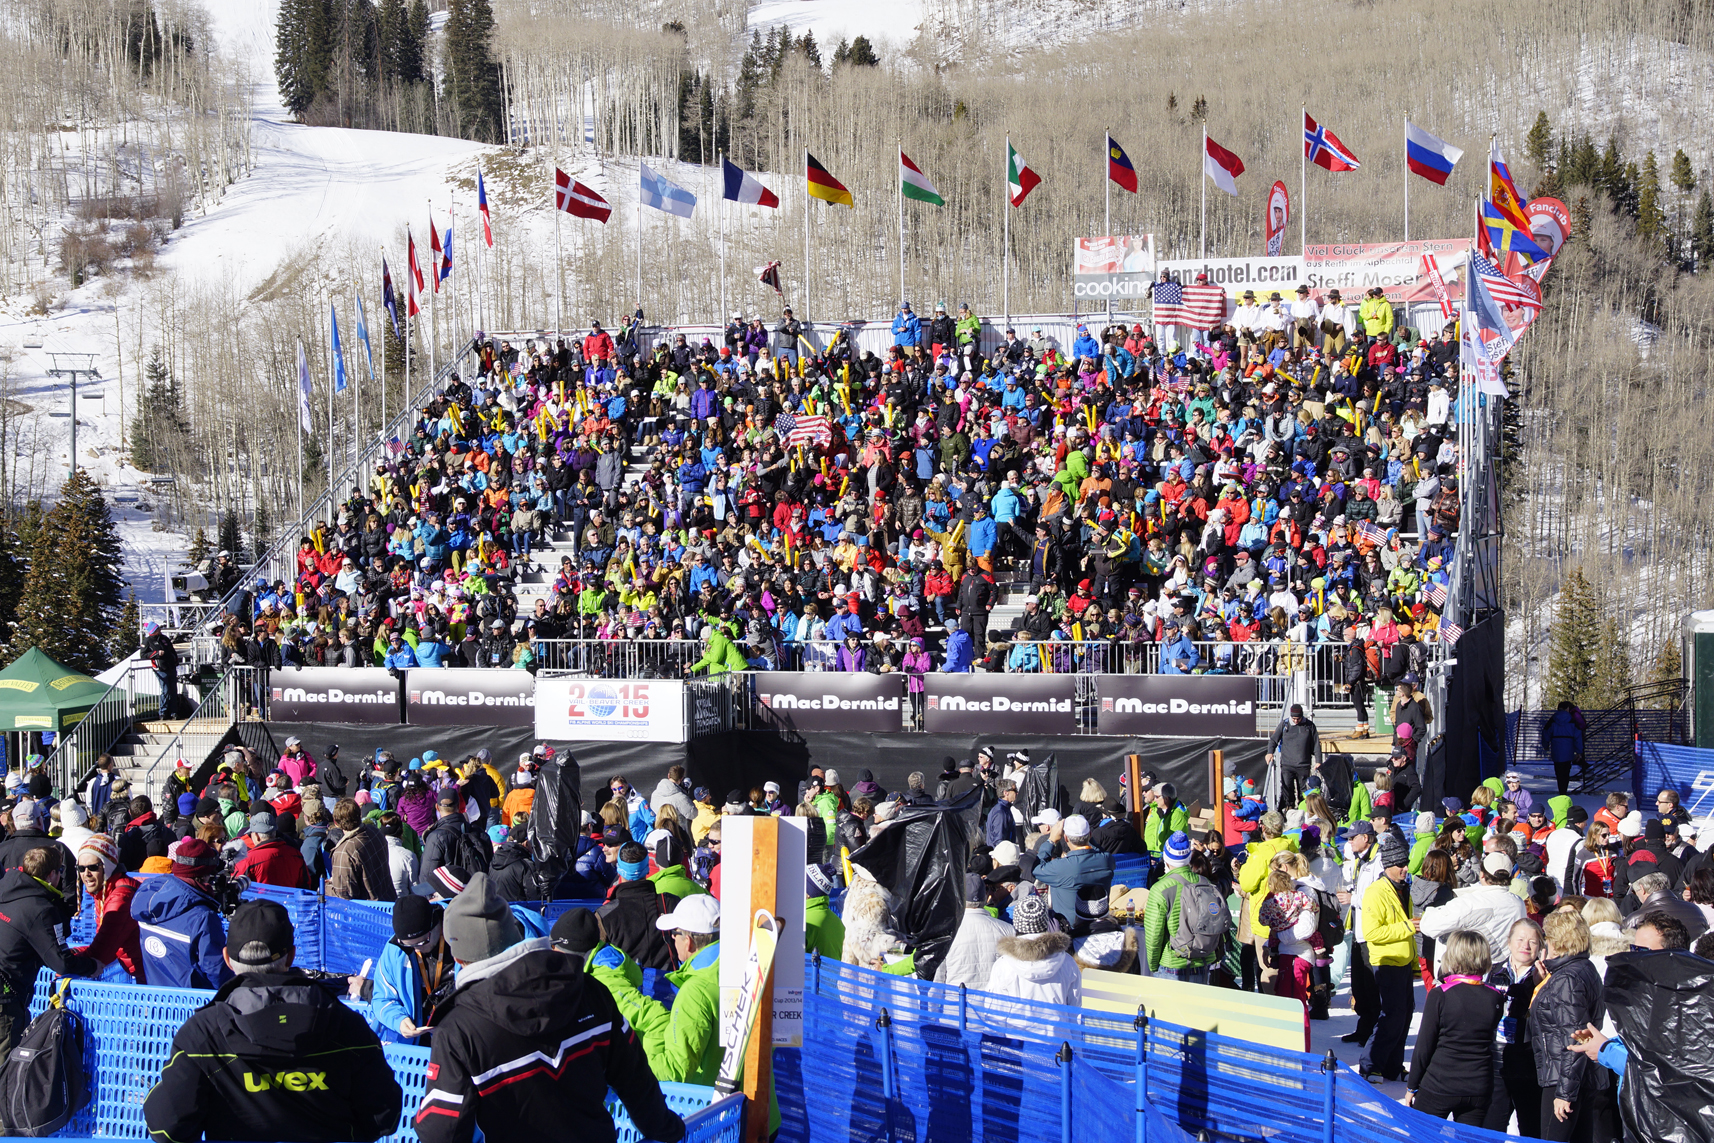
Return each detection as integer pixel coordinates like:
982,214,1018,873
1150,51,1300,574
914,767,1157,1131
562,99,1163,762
1355,521,1389,547
1424,580,1448,608
775,410,831,447
1469,252,1541,311
1439,621,1463,646
1151,279,1227,328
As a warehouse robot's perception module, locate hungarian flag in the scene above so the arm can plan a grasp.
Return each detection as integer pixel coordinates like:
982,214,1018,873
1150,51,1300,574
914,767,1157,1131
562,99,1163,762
1304,111,1361,172
1007,141,1041,207
428,214,443,293
1203,134,1244,197
1107,134,1137,193
476,166,493,246
405,229,422,317
806,153,854,207
554,169,611,222
899,151,944,206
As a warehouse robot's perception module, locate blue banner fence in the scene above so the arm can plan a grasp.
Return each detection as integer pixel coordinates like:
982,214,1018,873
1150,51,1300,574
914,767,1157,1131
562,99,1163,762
51,883,1529,1143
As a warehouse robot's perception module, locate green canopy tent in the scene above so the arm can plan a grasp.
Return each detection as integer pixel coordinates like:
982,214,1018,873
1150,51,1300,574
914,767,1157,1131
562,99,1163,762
0,648,109,733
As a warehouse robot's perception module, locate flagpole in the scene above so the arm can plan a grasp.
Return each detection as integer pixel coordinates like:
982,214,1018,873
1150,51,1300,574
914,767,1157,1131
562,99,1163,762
802,148,810,325
719,158,727,325
326,296,335,521
636,175,643,313
296,338,305,526
476,165,485,334
897,143,905,308
1403,113,1410,244
1104,130,1112,325
1300,105,1307,255
1003,135,1010,324
1200,126,1207,261
354,296,362,467
378,247,385,439
427,200,438,385
554,186,564,338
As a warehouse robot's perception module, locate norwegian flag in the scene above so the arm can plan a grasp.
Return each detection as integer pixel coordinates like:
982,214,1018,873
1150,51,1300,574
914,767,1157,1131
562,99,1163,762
1424,580,1449,608
1152,279,1226,327
1304,111,1362,172
1439,621,1463,646
775,410,831,448
1355,521,1389,547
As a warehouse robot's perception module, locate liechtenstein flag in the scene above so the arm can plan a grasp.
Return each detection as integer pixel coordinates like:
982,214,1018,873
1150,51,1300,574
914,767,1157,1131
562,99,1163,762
1107,134,1138,193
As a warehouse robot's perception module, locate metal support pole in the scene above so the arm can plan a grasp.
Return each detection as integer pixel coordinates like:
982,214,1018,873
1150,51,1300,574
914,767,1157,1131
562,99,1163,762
1134,1008,1149,1143
875,1008,895,1100
1057,1041,1074,1143
1320,1049,1338,1143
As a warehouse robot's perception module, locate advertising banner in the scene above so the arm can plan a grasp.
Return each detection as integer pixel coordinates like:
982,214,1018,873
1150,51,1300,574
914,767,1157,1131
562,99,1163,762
1302,238,1471,305
719,816,808,1048
1264,181,1290,257
1094,675,1259,738
922,675,1075,734
404,668,536,727
269,667,401,724
751,672,904,733
1072,235,1156,299
534,676,685,743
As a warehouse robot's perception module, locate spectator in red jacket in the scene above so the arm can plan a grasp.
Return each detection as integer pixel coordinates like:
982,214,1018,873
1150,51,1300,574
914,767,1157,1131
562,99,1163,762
232,813,313,889
74,834,144,981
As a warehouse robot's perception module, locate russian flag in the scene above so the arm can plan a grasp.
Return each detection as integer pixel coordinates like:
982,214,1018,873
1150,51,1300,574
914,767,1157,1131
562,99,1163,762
1405,121,1463,186
722,156,780,208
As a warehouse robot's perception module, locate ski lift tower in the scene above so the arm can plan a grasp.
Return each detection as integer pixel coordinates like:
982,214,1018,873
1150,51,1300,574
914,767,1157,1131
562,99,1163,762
46,352,99,478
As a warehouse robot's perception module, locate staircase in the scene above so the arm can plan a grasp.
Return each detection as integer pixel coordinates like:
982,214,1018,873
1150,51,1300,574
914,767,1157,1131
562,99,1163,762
106,718,233,803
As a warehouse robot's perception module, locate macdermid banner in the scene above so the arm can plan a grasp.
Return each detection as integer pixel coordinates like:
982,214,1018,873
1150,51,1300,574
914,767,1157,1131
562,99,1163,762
269,667,401,724
922,675,1075,734
750,672,904,732
1094,675,1259,738
405,669,536,727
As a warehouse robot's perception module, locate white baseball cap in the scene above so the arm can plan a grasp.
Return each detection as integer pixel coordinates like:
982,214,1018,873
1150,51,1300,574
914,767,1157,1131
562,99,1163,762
655,894,721,934
1031,808,1062,827
1063,814,1091,840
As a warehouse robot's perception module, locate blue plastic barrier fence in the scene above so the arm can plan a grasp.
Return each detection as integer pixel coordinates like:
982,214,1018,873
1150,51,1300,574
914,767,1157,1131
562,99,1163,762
321,893,395,974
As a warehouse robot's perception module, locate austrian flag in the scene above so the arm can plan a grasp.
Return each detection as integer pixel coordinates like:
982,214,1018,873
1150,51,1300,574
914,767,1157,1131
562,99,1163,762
554,169,611,222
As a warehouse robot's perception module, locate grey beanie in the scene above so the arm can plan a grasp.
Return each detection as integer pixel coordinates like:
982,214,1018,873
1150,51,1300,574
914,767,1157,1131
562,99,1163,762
442,873,522,964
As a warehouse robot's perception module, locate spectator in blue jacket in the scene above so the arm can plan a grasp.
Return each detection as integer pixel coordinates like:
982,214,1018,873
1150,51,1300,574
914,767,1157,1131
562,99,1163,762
968,503,997,567
1159,622,1199,674
942,627,974,672
130,838,233,990
985,781,1020,847
383,631,417,669
370,895,454,1044
1072,325,1100,360
1026,814,1116,928
891,301,921,348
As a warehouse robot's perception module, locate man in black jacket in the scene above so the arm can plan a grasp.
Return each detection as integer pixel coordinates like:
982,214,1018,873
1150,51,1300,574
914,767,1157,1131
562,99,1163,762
144,899,401,1143
419,789,492,881
416,873,683,1143
596,842,680,971
0,800,77,877
0,849,97,1066
1266,704,1322,806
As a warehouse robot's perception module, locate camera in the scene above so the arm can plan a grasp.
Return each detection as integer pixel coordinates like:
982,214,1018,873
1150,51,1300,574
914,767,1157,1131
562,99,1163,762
206,872,250,916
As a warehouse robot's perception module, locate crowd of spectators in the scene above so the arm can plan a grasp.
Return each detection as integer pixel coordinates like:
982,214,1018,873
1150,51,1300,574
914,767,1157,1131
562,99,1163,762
205,300,1465,713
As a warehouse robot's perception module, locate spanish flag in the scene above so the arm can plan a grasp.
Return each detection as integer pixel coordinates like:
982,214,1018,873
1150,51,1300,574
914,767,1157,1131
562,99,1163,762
806,153,854,207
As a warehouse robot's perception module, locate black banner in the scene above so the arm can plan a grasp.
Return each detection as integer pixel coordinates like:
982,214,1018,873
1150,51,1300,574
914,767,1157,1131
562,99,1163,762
1094,675,1260,738
751,672,904,733
268,667,401,724
922,675,1074,734
404,668,536,727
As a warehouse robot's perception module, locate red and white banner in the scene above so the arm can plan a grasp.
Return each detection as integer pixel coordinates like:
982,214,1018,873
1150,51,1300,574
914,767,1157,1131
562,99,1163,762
1421,253,1453,319
1302,238,1471,305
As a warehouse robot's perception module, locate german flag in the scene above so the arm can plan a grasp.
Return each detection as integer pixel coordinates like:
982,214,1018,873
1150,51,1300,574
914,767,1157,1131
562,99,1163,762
806,153,854,207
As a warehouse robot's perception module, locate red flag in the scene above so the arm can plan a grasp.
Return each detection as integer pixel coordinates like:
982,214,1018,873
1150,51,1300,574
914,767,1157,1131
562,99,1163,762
555,169,611,222
428,215,443,295
406,229,422,317
1303,112,1361,173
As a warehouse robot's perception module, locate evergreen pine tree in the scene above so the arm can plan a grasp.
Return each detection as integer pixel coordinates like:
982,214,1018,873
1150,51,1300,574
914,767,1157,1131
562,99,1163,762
796,31,821,70
1646,637,1684,696
1619,161,1641,218
1572,196,1594,249
218,508,242,557
736,31,763,119
1566,134,1599,188
275,0,333,118
1524,112,1554,170
55,471,126,632
770,26,791,84
1692,190,1714,270
405,0,429,83
110,594,141,661
1543,567,1600,708
186,526,212,565
1670,149,1696,194
1637,152,1666,244
253,500,274,561
831,37,850,67
1597,137,1624,200
1190,95,1208,122
846,35,879,67
1589,616,1634,709
443,0,503,141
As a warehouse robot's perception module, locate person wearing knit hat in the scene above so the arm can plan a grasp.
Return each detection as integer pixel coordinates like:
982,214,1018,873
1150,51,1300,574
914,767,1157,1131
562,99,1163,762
142,899,403,1143
987,892,1081,1006
442,873,526,968
69,834,143,982
805,864,845,961
1163,831,1192,868
56,799,94,855
129,837,232,990
370,895,453,1040
1357,830,1417,1083
1027,812,1114,929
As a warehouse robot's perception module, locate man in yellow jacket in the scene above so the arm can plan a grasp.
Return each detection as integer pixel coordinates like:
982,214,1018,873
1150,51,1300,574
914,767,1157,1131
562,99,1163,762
1358,287,1394,338
1236,810,1297,990
1357,833,1417,1084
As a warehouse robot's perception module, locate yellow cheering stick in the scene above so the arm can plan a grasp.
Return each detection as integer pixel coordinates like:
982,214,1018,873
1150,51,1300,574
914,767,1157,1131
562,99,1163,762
820,457,829,477
838,475,849,499
1086,404,1098,435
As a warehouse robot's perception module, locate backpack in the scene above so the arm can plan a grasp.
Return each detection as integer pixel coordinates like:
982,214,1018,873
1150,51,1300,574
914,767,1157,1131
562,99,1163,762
0,979,87,1136
453,824,492,876
1168,875,1233,963
1313,887,1346,948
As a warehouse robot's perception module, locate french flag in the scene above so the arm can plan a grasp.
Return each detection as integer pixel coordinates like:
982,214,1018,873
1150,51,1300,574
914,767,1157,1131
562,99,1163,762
722,156,779,208
1405,122,1463,186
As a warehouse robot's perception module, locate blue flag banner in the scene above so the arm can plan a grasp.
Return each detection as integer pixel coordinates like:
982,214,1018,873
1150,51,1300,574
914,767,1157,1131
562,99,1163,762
355,295,375,381
331,304,348,394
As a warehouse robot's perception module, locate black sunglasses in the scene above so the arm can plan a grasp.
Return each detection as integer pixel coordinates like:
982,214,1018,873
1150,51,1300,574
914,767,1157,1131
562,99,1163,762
76,864,104,872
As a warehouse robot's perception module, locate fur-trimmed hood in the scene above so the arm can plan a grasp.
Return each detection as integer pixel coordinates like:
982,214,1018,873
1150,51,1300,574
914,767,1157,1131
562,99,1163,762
996,931,1073,962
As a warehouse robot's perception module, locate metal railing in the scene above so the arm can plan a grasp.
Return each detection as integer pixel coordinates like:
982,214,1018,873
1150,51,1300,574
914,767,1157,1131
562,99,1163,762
140,665,258,802
139,601,224,636
44,659,161,798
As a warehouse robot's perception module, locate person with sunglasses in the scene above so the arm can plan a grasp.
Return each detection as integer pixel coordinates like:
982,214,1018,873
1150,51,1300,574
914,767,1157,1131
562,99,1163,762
70,834,144,982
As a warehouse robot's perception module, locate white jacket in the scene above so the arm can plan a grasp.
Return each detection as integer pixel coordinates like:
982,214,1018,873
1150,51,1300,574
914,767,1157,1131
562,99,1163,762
1418,882,1527,965
935,905,1014,990
987,932,1083,1009
1273,876,1323,959
386,835,419,898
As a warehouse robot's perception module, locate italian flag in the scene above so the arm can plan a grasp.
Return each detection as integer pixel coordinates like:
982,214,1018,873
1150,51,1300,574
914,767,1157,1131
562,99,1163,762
1007,140,1041,207
899,150,944,206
